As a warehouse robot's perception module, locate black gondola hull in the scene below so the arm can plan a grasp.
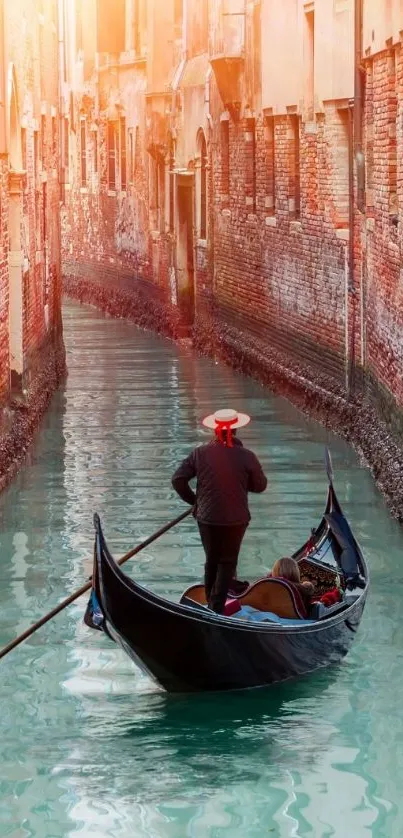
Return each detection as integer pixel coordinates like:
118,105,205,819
90,478,369,693
96,543,367,692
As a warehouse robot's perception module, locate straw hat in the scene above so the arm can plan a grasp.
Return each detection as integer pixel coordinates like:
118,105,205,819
202,408,251,430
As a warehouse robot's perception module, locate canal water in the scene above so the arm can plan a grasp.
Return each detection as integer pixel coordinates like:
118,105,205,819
0,300,402,837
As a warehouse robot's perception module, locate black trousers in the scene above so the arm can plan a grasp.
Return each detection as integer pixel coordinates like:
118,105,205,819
198,522,248,614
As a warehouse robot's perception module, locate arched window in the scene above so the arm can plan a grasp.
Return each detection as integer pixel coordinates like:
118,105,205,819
168,133,175,232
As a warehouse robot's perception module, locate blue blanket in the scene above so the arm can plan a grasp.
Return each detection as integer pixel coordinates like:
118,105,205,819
237,606,316,625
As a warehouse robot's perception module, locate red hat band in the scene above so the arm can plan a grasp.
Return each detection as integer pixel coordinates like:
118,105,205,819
215,417,237,447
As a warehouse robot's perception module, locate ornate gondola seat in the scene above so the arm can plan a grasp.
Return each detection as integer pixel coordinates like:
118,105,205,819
180,577,307,619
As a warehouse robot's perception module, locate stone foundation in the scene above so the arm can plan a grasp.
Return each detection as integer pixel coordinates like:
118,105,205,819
0,336,66,494
193,311,403,523
63,269,186,339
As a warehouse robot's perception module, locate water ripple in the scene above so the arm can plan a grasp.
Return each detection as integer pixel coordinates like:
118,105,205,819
0,301,402,836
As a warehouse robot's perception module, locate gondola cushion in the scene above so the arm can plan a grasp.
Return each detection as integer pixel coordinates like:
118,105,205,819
238,606,316,625
223,598,242,616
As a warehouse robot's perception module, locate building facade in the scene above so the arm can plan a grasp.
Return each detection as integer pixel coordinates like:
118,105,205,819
62,0,403,430
0,0,64,413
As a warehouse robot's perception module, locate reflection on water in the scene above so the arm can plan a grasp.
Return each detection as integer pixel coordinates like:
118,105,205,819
0,301,402,836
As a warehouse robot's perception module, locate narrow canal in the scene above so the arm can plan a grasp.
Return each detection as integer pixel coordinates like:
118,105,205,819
1,300,403,837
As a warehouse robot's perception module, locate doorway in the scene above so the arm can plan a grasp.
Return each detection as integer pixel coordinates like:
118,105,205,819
176,177,195,328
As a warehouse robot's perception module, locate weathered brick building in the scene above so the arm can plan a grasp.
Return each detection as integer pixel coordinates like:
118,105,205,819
62,1,403,442
0,0,65,488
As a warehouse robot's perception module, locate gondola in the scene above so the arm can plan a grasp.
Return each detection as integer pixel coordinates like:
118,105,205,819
84,452,369,693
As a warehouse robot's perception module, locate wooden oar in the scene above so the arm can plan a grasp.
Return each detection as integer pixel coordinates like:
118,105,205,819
325,447,334,487
0,507,193,661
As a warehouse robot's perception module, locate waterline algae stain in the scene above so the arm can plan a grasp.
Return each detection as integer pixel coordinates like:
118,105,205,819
0,301,402,836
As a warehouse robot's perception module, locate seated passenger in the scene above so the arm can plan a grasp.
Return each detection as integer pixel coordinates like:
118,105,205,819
270,557,315,611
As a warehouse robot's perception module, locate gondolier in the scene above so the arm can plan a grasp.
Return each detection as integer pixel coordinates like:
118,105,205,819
84,449,368,692
171,408,268,613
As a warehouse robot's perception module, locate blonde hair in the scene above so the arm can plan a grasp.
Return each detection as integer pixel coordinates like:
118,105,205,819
272,557,301,584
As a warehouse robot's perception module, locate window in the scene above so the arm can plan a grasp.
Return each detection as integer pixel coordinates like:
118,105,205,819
76,2,83,53
41,115,46,165
35,190,41,249
187,0,208,55
92,130,98,175
133,0,140,54
120,117,127,190
34,130,39,180
245,118,256,212
133,0,147,56
97,0,126,53
42,182,47,250
149,154,165,231
158,157,165,233
332,108,350,228
264,115,275,214
128,128,134,183
288,115,300,219
149,155,158,229
221,119,230,202
174,0,182,36
80,120,87,186
108,122,118,190
134,126,140,176
169,135,175,232
304,10,314,121
63,118,69,173
52,117,57,155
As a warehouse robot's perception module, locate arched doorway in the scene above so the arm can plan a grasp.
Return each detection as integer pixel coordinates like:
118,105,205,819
7,64,24,393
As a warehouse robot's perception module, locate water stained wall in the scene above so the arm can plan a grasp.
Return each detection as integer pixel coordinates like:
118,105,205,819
0,0,66,491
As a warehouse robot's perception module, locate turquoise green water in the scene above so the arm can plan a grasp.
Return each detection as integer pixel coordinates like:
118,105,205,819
0,301,402,837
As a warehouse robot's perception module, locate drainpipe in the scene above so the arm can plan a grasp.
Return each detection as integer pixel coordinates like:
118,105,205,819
354,0,365,213
344,242,349,393
347,0,364,396
347,102,354,396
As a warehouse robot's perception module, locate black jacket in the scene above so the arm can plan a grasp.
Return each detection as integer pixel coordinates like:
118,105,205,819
172,438,267,526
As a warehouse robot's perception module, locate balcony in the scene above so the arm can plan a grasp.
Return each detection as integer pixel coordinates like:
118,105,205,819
209,1,245,118
145,93,171,157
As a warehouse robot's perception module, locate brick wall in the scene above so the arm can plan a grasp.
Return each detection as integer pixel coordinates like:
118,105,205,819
363,46,403,411
209,93,350,381
0,0,64,403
